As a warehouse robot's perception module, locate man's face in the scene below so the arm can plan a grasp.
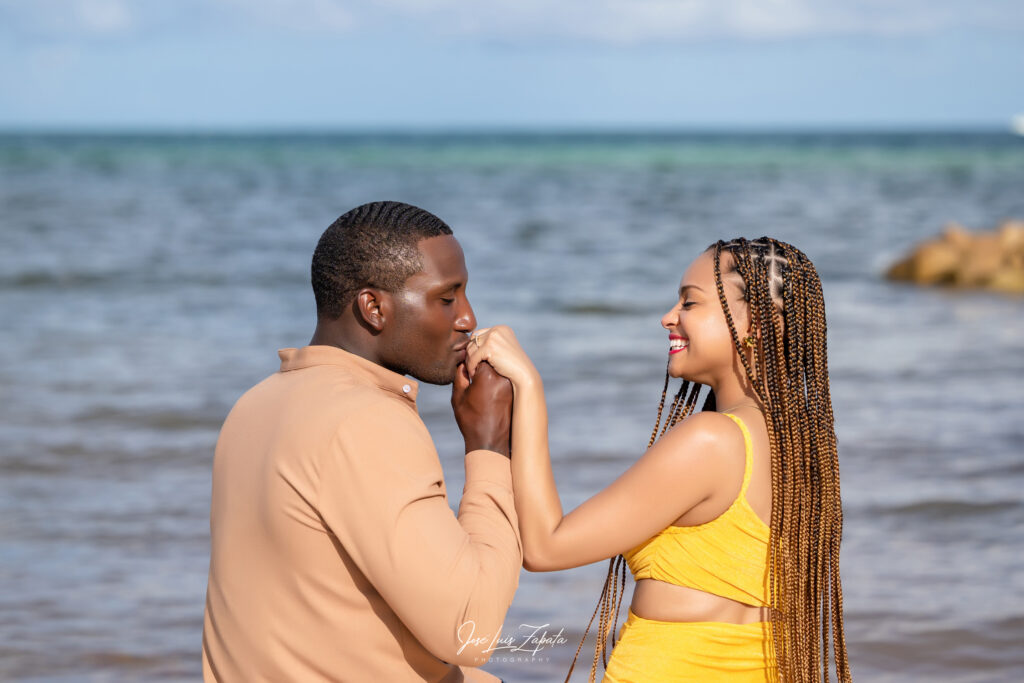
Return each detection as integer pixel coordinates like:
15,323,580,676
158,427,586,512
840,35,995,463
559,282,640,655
381,235,477,385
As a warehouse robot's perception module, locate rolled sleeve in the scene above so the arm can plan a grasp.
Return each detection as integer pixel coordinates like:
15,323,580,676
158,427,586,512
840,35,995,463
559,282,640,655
317,402,523,667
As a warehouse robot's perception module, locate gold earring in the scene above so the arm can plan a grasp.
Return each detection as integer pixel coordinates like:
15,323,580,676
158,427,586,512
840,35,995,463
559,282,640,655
743,335,757,348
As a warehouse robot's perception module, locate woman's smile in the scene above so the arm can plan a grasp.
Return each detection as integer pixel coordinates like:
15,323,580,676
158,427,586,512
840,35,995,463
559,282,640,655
669,334,689,354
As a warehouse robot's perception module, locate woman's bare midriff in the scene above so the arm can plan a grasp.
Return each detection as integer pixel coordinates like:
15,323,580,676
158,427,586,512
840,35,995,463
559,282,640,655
630,578,769,624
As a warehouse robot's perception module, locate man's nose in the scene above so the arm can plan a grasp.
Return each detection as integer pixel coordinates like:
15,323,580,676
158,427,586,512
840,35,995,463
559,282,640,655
456,297,477,332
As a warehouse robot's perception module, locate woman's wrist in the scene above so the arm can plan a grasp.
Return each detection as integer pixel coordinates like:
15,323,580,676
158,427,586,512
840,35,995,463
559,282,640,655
512,368,543,395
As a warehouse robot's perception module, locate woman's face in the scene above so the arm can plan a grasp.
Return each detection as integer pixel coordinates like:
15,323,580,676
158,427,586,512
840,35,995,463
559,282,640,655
660,249,751,384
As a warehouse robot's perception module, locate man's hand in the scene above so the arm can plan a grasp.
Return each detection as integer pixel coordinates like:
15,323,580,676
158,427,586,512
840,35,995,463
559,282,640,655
452,361,513,458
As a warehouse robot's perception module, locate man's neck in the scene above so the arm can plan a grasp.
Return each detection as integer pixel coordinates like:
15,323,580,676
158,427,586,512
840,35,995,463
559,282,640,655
309,320,380,367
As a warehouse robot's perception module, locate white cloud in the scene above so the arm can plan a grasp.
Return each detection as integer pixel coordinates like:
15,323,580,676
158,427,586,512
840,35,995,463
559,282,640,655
0,0,1020,43
0,0,352,40
218,0,354,33
367,0,1024,42
0,0,134,38
76,0,133,33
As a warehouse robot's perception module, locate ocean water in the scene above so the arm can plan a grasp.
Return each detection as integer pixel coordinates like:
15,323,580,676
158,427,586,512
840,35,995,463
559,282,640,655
1,131,1022,682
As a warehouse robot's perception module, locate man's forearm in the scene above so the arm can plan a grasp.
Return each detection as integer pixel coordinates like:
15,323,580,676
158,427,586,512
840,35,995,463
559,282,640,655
451,449,523,663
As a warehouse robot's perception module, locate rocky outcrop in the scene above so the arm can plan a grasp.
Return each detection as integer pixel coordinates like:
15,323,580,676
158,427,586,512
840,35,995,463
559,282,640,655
885,220,1024,295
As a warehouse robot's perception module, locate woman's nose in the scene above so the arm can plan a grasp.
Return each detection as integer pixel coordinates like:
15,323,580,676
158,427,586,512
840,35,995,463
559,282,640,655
661,307,678,330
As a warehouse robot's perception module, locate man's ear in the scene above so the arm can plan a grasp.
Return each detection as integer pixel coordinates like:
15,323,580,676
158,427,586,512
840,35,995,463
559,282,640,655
353,288,390,333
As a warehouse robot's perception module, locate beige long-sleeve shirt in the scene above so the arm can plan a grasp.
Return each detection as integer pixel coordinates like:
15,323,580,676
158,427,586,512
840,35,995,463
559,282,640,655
202,345,522,682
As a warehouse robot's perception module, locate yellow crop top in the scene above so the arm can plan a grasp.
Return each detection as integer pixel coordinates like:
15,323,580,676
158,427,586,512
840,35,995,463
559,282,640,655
623,412,771,607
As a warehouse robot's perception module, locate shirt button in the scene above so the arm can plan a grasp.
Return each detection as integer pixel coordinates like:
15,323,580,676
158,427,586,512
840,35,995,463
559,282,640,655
402,384,412,394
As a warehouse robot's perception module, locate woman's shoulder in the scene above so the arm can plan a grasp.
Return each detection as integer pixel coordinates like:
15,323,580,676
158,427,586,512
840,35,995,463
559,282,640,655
642,411,751,514
658,410,748,464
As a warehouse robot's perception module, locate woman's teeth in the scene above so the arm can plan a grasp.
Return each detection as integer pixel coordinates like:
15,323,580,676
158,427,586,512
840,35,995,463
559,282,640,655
670,338,688,351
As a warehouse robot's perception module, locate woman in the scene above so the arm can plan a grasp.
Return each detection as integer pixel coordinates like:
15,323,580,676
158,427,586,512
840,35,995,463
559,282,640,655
464,237,851,682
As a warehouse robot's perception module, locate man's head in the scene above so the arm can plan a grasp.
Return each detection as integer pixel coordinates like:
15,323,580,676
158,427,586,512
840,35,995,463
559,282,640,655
311,201,476,385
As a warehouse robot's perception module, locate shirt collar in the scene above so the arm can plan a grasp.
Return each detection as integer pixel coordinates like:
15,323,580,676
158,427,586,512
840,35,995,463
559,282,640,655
277,345,419,404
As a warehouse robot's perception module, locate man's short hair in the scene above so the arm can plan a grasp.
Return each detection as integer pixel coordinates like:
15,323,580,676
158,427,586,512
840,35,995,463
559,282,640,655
311,201,454,319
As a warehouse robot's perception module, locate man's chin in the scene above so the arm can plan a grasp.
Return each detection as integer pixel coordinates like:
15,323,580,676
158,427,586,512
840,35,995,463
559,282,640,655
416,376,455,387
410,361,458,386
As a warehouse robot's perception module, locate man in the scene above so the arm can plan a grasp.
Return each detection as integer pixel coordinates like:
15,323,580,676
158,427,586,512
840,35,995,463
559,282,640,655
202,201,522,681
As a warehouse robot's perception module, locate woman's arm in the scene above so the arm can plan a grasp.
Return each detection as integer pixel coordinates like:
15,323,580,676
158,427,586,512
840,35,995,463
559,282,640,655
506,371,563,570
466,326,745,572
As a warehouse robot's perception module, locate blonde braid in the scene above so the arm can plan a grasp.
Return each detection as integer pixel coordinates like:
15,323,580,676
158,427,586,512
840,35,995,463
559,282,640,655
709,237,851,682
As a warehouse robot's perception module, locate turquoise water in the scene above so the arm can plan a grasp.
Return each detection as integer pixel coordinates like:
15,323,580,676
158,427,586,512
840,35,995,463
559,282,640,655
1,132,1023,681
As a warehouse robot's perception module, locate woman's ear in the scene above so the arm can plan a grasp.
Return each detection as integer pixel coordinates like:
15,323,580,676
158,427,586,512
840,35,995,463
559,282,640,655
743,328,759,349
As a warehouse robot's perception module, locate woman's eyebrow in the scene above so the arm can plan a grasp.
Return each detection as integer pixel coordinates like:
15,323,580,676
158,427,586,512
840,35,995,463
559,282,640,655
679,284,704,297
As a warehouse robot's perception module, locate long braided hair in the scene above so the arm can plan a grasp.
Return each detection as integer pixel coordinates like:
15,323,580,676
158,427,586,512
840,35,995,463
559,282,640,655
564,237,850,682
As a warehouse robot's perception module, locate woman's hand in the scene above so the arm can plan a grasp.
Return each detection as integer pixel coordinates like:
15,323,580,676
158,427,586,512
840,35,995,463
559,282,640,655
465,325,540,390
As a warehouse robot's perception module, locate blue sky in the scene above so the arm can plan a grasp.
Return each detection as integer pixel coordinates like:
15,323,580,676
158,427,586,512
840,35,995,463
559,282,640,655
1,0,1022,129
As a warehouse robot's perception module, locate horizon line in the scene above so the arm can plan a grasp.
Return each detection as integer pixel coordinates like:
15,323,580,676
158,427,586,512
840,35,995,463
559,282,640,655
0,121,1019,137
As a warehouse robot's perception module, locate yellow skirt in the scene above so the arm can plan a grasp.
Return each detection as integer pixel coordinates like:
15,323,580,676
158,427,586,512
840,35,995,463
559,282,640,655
602,609,777,682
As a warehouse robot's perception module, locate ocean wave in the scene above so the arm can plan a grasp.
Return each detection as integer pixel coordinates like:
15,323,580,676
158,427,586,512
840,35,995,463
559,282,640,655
72,406,224,431
867,499,1020,517
0,270,125,289
558,302,636,315
0,269,304,290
